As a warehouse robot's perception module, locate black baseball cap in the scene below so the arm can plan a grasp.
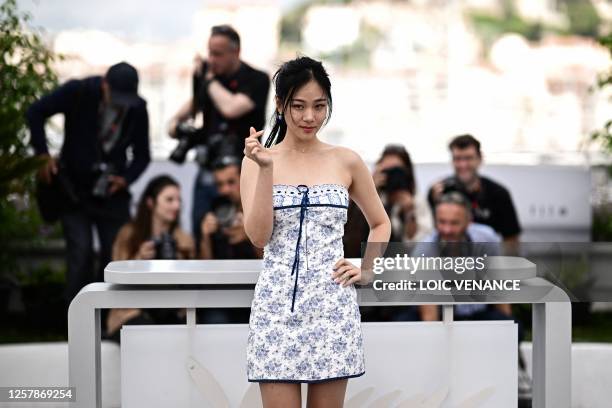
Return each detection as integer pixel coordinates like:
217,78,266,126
105,62,139,107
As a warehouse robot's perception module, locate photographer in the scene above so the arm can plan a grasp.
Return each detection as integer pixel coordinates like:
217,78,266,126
167,25,270,246
200,155,261,260
344,145,434,322
427,134,521,244
105,175,194,342
344,144,433,256
26,62,150,304
198,155,260,324
416,192,531,401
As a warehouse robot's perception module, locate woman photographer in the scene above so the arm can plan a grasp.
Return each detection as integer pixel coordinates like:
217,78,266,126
372,144,433,243
344,144,433,258
104,175,194,342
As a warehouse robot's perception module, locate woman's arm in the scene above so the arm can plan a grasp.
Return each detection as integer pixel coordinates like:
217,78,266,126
107,223,143,336
200,232,214,259
175,229,196,259
112,224,133,261
240,128,274,248
343,148,391,285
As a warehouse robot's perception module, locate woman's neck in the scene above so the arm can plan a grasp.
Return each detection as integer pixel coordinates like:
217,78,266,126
279,134,322,153
151,217,171,237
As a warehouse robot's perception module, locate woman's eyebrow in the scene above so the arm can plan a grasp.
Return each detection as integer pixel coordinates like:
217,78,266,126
291,98,327,103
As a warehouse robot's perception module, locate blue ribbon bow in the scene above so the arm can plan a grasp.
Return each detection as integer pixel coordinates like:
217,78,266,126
290,185,309,312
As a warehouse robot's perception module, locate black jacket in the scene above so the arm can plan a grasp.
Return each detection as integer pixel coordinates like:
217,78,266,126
26,76,150,193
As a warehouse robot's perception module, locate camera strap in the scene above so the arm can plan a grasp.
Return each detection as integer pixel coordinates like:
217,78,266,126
94,103,136,167
98,105,127,154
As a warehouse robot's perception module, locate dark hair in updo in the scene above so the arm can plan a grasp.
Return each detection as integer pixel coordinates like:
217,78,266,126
264,56,332,147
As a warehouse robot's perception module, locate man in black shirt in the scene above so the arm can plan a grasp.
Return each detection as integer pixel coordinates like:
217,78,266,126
168,25,270,244
26,62,151,303
427,134,521,243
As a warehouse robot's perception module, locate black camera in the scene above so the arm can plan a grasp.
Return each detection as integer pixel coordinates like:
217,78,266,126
169,122,203,164
91,162,115,199
169,122,237,169
381,166,411,195
153,232,177,259
211,196,237,229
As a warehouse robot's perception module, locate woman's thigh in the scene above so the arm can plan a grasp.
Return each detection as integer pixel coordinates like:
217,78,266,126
306,378,348,408
259,382,301,408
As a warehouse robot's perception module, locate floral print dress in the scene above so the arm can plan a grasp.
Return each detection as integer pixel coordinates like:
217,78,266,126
246,183,366,383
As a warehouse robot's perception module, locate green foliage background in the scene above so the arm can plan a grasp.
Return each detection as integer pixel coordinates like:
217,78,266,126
0,0,59,277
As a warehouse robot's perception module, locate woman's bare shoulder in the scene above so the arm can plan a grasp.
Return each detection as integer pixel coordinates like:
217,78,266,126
116,223,134,241
331,145,363,166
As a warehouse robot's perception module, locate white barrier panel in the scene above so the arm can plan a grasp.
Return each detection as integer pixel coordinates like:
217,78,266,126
121,321,516,407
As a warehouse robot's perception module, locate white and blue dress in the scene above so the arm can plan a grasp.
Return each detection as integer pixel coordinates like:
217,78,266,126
246,183,365,383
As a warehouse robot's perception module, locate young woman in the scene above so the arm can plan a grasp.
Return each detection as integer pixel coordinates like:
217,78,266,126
241,57,391,407
372,144,433,243
105,175,194,341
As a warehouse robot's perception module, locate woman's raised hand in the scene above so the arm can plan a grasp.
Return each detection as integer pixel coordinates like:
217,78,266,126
244,127,272,168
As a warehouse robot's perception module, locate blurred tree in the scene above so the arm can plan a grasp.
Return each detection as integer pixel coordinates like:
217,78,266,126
560,0,601,39
0,0,59,277
591,34,612,156
468,0,545,46
280,0,355,46
468,0,602,48
591,34,612,241
280,1,308,44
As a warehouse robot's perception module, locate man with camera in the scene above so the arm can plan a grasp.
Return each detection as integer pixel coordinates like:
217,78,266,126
167,25,270,245
427,134,521,244
198,155,260,324
200,155,261,260
26,62,150,304
416,192,532,402
417,191,510,318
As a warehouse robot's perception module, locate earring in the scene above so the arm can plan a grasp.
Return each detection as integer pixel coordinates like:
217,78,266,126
276,112,283,121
